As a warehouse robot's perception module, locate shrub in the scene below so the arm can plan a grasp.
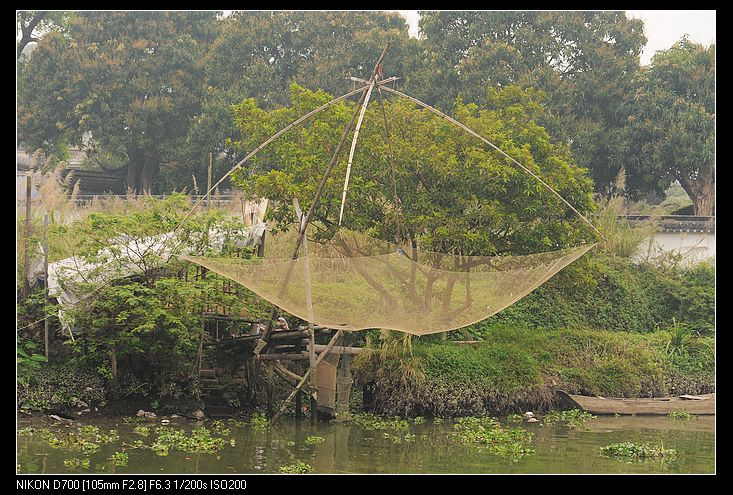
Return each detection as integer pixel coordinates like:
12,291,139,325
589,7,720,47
17,362,106,412
490,252,714,334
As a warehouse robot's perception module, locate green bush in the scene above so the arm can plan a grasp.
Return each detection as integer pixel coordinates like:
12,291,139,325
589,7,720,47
491,253,714,334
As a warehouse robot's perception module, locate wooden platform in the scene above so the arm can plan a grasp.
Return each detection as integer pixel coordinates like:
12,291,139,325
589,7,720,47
558,390,715,415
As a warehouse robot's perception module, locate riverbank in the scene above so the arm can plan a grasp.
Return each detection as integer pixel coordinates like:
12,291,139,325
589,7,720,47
18,324,714,421
354,326,715,418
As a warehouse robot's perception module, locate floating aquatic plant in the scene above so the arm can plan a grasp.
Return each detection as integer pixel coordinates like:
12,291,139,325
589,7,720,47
506,413,523,424
543,409,597,428
279,462,313,474
453,416,534,462
250,413,269,431
350,413,409,431
63,457,90,469
667,410,695,421
112,451,128,467
305,435,325,445
600,442,677,461
210,420,231,436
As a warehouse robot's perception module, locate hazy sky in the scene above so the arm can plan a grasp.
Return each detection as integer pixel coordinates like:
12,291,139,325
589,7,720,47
395,10,716,66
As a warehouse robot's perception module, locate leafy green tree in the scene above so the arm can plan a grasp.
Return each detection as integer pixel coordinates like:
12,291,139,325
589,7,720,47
203,11,413,108
230,84,595,255
412,11,647,197
153,10,415,193
626,37,715,215
17,11,219,193
16,11,73,60
60,195,255,393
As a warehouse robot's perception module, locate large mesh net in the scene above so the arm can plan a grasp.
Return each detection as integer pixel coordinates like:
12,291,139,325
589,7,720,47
182,228,595,336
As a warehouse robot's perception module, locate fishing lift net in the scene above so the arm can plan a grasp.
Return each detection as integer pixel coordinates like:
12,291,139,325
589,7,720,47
182,229,594,336
179,47,601,337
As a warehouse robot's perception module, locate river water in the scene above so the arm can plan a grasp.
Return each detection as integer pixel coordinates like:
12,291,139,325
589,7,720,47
16,415,715,474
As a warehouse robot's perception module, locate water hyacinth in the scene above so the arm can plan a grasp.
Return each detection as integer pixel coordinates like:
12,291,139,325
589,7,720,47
600,442,677,461
250,413,269,431
112,451,129,466
506,413,523,424
453,416,534,462
63,457,90,469
45,425,119,455
349,413,409,431
133,426,150,437
305,435,325,445
667,411,696,421
542,409,597,428
210,420,231,436
279,462,313,474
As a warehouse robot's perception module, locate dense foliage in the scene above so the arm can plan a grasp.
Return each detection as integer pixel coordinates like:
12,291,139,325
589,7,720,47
354,323,714,417
18,11,714,206
626,37,716,215
491,254,715,335
20,196,272,403
231,84,596,254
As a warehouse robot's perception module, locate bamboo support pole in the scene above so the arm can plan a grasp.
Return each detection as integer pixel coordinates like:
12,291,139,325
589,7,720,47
254,44,391,360
375,82,402,242
207,153,212,211
338,75,376,225
274,362,304,385
44,214,49,360
308,328,317,424
266,361,274,418
24,175,32,295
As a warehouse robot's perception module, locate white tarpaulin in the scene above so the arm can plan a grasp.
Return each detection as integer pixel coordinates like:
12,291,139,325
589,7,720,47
28,222,267,334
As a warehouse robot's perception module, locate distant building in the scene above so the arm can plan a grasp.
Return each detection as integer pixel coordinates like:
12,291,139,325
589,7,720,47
16,147,126,197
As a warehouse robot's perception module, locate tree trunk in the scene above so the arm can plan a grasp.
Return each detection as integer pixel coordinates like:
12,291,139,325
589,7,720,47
679,166,715,216
125,150,156,194
140,159,154,194
126,159,140,193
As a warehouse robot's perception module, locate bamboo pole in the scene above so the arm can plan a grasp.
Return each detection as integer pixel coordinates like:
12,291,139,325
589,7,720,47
266,361,274,418
338,74,376,225
254,44,391,358
207,153,212,211
375,82,402,242
43,214,49,360
294,198,319,424
308,327,317,424
24,175,32,295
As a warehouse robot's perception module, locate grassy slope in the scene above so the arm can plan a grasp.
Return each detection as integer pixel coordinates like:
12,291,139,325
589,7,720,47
357,324,714,417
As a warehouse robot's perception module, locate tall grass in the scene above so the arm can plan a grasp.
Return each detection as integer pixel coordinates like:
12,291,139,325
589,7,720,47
595,197,655,258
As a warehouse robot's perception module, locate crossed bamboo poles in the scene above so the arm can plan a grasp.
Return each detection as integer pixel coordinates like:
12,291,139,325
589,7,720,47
174,44,604,424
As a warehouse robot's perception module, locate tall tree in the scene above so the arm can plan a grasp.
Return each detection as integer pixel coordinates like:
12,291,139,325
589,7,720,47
626,37,715,216
17,11,219,193
202,11,413,108
411,11,647,197
230,84,596,255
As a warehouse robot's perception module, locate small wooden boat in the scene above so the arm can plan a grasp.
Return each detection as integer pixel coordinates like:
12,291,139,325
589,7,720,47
557,391,715,415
